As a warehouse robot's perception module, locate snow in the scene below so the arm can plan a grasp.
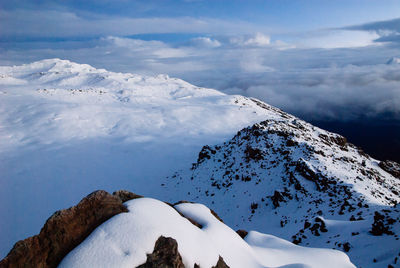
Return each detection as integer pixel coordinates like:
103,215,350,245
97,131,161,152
245,231,352,268
0,59,397,267
59,198,354,268
162,108,400,267
0,59,280,258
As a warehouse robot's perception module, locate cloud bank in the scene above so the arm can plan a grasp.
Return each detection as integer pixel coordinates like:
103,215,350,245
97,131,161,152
1,10,400,123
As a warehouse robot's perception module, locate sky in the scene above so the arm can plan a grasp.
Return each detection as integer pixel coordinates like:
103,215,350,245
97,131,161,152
1,0,400,122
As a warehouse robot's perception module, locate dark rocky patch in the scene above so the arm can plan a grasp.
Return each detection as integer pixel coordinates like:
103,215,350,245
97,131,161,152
379,160,400,179
113,189,143,202
137,236,184,268
244,146,264,162
197,145,217,165
0,190,129,268
212,256,230,268
271,191,284,208
370,211,395,236
236,229,248,239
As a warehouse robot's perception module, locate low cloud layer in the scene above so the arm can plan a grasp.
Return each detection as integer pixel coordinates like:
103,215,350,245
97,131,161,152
1,14,400,122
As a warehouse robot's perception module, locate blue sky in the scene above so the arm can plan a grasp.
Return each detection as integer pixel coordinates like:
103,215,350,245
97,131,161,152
1,0,400,122
2,0,400,39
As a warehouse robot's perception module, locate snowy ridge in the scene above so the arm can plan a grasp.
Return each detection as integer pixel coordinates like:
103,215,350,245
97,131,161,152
163,99,400,267
0,59,289,258
59,197,354,268
0,59,281,150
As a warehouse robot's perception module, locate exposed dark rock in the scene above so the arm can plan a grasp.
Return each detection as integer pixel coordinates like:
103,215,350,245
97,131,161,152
137,237,229,268
370,211,394,236
342,242,351,252
113,190,143,202
304,220,311,229
0,190,128,268
295,159,332,191
379,160,400,179
271,191,284,208
137,236,184,268
197,145,216,165
318,133,347,147
244,146,264,162
236,229,248,239
315,217,328,233
212,256,229,268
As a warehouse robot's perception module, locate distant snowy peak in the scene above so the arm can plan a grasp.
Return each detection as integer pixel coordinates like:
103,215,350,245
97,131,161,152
0,59,282,148
386,57,400,65
0,58,223,99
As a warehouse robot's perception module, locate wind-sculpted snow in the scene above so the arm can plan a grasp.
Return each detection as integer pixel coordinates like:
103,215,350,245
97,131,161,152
164,100,400,267
59,197,354,268
0,59,282,258
0,59,284,150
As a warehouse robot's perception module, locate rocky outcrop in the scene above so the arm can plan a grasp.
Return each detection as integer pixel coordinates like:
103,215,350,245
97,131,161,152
137,236,184,268
113,189,143,202
137,236,230,268
0,190,141,268
0,190,232,268
379,160,400,179
137,236,229,268
212,256,229,268
236,229,248,239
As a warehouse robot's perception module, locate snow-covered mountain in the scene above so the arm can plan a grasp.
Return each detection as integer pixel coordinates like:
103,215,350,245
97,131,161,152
0,59,277,258
0,59,399,267
163,101,400,267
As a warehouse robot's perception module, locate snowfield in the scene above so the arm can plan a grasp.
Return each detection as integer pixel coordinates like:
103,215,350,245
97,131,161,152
0,59,284,258
59,198,355,268
0,59,399,268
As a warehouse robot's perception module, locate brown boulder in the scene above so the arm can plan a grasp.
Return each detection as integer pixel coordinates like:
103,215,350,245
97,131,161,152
0,190,134,268
113,189,143,202
137,236,184,268
236,229,248,239
138,236,230,268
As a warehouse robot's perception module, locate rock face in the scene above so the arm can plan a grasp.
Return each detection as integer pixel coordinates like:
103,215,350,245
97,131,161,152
137,236,184,268
0,190,140,268
113,190,143,202
212,256,230,268
379,160,400,179
137,236,230,268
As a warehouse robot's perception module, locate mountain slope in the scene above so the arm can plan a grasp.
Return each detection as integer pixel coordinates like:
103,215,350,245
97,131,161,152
163,100,400,267
0,59,284,258
1,59,399,267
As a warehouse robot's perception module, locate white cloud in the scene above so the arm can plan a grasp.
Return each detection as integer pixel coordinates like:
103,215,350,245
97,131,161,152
189,37,221,48
229,33,271,47
1,30,400,122
244,33,271,46
102,36,189,58
295,30,380,48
